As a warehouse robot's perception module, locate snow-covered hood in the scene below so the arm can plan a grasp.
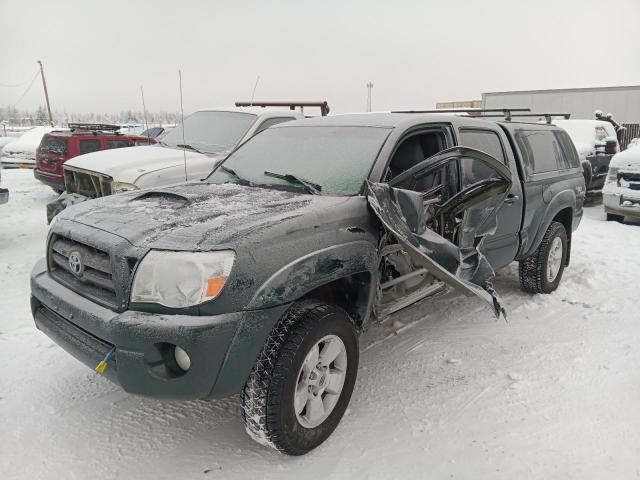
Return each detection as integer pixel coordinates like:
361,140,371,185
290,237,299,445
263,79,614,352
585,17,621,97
65,145,221,184
55,182,360,251
609,145,640,172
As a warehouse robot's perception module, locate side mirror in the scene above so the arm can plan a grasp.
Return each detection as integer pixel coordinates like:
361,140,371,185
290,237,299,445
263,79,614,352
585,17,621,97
604,137,619,155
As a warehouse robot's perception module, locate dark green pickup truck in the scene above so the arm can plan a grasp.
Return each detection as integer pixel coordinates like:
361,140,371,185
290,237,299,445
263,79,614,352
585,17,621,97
30,113,585,455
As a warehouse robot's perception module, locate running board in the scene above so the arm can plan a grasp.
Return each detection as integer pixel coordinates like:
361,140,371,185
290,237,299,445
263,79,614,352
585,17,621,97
378,281,446,319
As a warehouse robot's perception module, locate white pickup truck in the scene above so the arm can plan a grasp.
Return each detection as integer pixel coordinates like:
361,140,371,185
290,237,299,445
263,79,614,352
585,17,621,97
47,103,329,222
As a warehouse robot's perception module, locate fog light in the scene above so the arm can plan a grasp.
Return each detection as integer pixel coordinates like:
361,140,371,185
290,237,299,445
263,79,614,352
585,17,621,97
174,346,191,371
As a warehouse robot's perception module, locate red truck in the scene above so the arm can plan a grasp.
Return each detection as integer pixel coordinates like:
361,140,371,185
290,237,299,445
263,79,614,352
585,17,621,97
34,123,155,193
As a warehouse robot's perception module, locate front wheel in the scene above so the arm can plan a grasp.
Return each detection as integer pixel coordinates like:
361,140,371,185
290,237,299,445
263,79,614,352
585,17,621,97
518,221,567,294
606,213,624,223
241,300,359,455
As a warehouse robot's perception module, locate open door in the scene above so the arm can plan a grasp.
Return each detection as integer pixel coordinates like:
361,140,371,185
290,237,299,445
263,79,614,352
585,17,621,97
366,147,512,318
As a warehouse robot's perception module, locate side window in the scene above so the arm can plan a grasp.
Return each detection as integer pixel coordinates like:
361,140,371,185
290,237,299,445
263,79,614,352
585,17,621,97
254,117,296,135
107,140,131,149
595,127,608,141
79,139,101,155
387,131,453,196
554,130,579,168
458,129,506,185
514,129,567,174
458,129,506,164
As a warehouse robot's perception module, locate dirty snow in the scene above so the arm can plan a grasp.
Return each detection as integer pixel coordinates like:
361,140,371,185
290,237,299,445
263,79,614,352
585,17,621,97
1,169,640,479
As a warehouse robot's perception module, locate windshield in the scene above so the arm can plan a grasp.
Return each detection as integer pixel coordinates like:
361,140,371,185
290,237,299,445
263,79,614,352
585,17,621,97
208,125,391,195
161,111,257,154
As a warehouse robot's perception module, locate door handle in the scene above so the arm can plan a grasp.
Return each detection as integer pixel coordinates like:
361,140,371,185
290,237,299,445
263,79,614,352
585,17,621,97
504,194,520,205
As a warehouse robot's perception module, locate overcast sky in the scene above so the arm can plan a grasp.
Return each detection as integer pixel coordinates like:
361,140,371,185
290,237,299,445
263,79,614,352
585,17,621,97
1,0,639,116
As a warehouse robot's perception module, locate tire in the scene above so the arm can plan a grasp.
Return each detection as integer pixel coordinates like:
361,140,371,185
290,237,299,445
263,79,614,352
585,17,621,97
606,213,624,223
518,221,567,294
581,160,592,190
241,300,359,455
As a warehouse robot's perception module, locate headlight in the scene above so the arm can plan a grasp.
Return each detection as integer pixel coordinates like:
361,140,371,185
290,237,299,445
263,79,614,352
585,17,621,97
605,167,619,185
131,250,235,308
112,181,140,194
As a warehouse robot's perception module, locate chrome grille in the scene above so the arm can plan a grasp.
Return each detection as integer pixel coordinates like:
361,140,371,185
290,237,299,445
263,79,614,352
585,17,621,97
64,167,112,198
620,172,640,190
48,235,118,308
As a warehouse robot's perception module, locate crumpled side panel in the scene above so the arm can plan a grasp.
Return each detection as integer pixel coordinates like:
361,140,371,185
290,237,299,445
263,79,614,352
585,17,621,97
366,181,506,318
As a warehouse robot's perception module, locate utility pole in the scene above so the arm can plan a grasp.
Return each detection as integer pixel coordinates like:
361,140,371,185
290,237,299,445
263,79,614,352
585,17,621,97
37,60,54,126
366,81,373,112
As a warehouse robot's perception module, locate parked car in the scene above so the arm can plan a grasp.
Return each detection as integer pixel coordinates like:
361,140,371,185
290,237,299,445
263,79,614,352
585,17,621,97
1,126,56,168
34,124,156,194
553,119,619,191
46,104,328,222
603,141,640,222
30,113,584,455
0,166,8,205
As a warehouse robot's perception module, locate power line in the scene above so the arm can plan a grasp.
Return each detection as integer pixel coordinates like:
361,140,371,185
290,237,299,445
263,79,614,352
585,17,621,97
12,70,41,107
0,72,38,88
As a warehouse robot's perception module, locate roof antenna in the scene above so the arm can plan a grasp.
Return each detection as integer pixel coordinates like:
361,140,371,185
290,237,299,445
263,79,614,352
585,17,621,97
140,85,149,135
179,69,187,182
250,75,260,106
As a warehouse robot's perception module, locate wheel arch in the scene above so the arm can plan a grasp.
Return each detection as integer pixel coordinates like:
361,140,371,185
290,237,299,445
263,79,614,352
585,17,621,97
246,241,378,326
519,191,575,262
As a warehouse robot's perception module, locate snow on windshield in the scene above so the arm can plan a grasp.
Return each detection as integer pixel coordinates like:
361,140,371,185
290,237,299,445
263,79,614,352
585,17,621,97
162,111,257,154
209,125,391,195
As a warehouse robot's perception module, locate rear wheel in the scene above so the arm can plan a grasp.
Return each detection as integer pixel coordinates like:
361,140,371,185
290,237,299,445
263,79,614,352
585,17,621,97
519,221,567,294
241,300,359,455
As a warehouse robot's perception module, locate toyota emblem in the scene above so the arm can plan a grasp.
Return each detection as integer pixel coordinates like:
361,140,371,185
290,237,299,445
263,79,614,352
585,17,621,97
68,251,84,277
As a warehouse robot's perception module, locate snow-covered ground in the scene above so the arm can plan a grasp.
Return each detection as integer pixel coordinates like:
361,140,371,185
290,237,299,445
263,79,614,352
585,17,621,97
1,169,639,480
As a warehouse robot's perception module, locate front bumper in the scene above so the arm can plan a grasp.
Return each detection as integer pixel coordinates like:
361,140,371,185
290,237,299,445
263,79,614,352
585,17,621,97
0,187,8,205
46,192,89,224
34,168,65,191
603,189,640,219
30,258,288,399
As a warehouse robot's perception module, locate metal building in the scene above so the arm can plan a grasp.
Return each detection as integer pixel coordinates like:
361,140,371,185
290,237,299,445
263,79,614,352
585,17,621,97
482,85,640,123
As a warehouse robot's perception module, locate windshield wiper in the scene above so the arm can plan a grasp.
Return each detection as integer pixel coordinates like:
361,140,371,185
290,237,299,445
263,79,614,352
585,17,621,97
176,143,203,153
218,165,254,186
264,171,322,195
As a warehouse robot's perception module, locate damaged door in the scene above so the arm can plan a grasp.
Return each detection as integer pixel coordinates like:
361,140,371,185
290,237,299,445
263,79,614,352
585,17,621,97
367,146,512,318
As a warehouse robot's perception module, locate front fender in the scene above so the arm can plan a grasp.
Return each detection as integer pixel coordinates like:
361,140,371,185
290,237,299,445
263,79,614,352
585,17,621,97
246,241,378,311
519,189,576,259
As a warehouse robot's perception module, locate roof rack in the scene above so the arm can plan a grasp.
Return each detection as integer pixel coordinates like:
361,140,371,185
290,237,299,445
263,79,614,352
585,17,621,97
476,113,571,124
234,101,330,116
391,108,531,121
67,123,121,132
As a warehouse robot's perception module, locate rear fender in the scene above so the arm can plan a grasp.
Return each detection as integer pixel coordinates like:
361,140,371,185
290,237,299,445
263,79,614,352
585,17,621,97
519,189,576,259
